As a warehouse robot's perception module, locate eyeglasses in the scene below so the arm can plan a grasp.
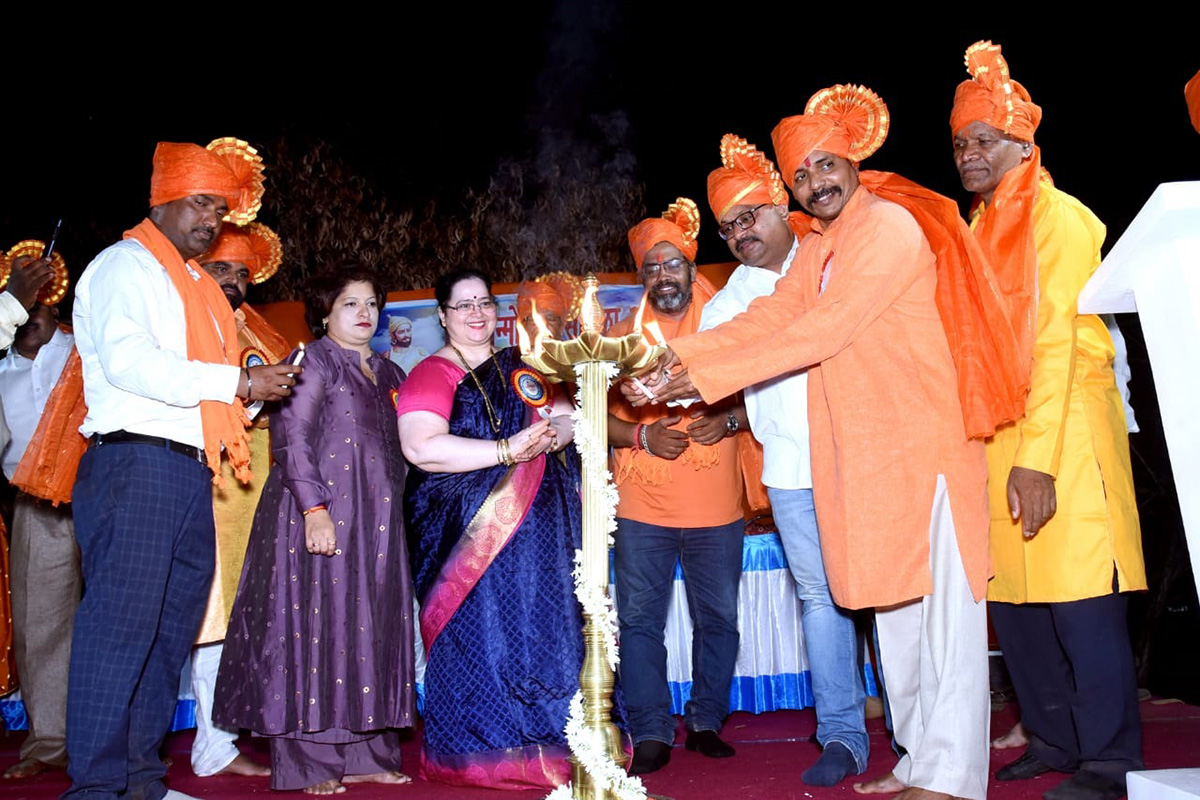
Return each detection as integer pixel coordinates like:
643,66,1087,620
444,298,497,313
717,203,770,240
640,258,692,280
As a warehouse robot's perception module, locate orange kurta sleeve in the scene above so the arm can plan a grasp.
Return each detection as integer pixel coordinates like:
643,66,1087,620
673,195,928,403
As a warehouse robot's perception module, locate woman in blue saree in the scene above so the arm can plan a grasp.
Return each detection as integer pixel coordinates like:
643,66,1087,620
397,268,583,789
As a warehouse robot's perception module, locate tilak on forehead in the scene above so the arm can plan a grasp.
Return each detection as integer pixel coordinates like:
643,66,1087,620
706,134,788,221
771,84,890,185
628,197,700,266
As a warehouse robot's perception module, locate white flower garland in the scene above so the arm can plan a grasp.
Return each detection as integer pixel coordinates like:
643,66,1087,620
541,362,646,800
571,550,620,671
572,362,621,547
546,693,647,800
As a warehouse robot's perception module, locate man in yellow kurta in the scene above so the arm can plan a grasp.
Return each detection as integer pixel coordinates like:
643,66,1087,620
950,42,1146,800
190,222,291,778
630,86,998,800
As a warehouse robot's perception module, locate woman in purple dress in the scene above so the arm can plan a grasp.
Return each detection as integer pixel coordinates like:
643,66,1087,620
215,264,415,793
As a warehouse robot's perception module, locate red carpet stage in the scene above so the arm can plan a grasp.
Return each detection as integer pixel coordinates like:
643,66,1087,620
3,700,1197,800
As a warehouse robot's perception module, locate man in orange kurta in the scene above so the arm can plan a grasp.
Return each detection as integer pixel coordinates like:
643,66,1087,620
608,199,750,775
630,87,992,800
189,223,290,779
951,42,1145,800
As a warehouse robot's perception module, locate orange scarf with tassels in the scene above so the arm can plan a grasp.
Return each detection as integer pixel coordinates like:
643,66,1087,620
124,219,251,484
966,150,1044,385
857,170,1028,439
14,302,288,505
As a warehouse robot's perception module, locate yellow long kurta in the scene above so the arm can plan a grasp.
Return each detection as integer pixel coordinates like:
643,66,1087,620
194,310,282,644
980,184,1146,603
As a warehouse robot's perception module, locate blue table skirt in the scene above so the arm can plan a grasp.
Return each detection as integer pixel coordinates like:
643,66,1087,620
2,533,877,732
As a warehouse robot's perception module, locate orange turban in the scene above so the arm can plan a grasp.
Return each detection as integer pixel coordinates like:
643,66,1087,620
515,271,583,320
772,85,890,185
201,222,283,285
949,41,1042,141
149,137,265,225
628,197,700,266
1187,70,1200,135
707,134,789,221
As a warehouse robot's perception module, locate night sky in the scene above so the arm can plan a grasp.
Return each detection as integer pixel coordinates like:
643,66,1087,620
4,11,1197,275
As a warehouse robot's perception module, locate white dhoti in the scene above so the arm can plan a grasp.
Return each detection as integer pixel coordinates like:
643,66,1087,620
875,475,990,800
190,642,240,776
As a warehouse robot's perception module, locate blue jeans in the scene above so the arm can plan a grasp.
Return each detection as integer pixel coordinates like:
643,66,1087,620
614,517,743,745
769,487,868,770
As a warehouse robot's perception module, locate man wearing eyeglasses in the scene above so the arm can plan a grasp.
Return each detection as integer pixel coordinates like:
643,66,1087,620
607,199,750,776
625,87,1013,800
698,135,869,788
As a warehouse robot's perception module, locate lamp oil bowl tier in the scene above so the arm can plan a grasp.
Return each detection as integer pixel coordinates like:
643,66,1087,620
519,275,663,800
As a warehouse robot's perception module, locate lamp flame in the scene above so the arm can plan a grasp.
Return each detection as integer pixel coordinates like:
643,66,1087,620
519,298,549,356
631,289,664,346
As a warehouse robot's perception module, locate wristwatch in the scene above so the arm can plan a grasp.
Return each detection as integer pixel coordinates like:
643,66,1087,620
725,413,740,435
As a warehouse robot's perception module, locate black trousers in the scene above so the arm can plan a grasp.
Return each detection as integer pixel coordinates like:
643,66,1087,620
990,593,1143,784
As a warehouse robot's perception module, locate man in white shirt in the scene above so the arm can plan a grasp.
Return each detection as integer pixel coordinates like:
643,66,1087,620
0,299,75,780
699,135,868,788
64,139,297,800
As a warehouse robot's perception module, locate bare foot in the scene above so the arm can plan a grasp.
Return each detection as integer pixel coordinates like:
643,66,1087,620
215,753,271,777
991,721,1028,750
4,758,55,779
854,772,906,794
342,771,411,785
892,789,954,800
303,779,346,794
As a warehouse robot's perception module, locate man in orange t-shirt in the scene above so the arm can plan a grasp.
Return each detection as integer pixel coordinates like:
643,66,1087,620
609,199,749,775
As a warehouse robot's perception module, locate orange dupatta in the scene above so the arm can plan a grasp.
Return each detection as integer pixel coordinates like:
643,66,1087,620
860,171,1028,439
13,302,286,504
12,345,86,505
124,220,251,483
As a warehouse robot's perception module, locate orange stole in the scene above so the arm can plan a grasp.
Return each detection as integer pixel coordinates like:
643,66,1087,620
124,220,250,484
12,346,86,506
859,170,1026,439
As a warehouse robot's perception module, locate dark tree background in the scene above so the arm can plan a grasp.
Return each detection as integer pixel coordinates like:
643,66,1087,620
2,8,1197,699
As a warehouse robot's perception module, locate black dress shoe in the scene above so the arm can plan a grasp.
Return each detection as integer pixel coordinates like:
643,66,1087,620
1044,770,1126,800
629,740,671,775
996,751,1053,781
685,729,736,758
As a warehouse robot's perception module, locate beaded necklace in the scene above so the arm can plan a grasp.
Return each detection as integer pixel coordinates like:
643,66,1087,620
451,344,502,434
